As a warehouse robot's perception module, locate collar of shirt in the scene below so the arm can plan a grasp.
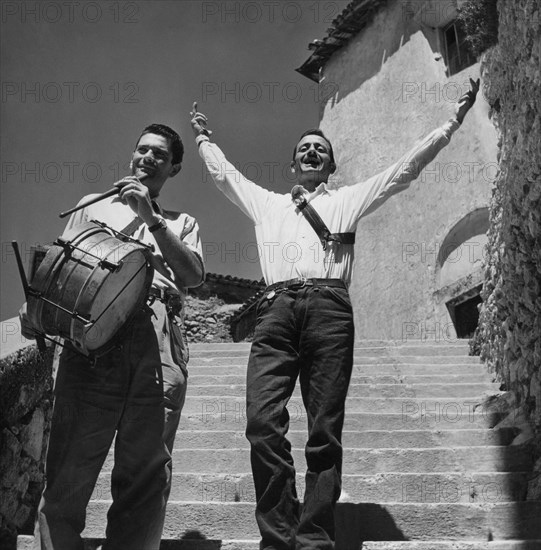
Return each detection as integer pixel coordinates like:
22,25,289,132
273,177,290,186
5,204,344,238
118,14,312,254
305,182,330,202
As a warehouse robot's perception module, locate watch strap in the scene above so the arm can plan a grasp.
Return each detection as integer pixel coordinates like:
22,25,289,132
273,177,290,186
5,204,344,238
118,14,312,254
148,217,167,233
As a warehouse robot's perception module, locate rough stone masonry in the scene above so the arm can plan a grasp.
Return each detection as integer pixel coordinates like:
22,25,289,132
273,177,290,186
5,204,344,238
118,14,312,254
475,0,541,499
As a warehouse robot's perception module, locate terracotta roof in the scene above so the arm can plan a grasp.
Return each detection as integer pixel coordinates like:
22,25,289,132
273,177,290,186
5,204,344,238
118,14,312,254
229,287,266,341
204,273,265,290
189,272,265,305
230,288,266,319
296,0,386,82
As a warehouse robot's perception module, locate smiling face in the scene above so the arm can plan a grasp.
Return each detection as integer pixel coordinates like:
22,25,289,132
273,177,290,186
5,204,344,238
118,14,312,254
292,134,335,190
131,133,181,197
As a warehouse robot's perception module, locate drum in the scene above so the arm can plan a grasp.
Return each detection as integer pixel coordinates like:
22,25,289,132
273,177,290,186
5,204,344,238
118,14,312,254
27,221,154,356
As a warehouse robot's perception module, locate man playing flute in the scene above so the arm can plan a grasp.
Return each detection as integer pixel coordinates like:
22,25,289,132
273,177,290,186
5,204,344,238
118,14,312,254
20,123,205,550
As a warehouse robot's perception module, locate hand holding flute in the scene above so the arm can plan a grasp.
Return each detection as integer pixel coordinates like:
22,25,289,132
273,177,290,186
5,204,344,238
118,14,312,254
59,174,149,218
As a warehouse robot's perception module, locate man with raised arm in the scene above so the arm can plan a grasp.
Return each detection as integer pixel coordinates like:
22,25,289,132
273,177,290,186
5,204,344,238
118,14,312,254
20,124,205,550
190,79,479,550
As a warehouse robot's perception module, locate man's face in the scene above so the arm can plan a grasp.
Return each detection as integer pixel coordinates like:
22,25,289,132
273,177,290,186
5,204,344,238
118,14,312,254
131,133,179,194
292,135,334,183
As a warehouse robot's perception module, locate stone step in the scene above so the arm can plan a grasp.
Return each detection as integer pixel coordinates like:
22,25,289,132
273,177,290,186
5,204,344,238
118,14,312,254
188,356,481,367
92,471,531,504
348,383,501,400
102,446,533,475
80,501,541,541
183,396,504,415
354,347,474,357
186,383,500,398
188,373,497,386
189,363,489,376
361,542,541,550
181,410,506,431
188,342,472,356
17,537,541,550
352,358,481,367
190,353,485,362
175,428,518,449
17,536,262,550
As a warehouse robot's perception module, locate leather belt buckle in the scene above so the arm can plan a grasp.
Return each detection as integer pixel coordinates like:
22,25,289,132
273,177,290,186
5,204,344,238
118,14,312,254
166,292,182,309
148,287,181,307
290,277,308,289
147,287,161,306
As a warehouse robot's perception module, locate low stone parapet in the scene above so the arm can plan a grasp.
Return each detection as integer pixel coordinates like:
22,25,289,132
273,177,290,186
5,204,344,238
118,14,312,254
0,318,54,550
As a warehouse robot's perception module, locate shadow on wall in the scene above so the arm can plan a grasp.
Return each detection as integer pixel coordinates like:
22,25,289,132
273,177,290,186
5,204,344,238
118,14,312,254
436,207,490,281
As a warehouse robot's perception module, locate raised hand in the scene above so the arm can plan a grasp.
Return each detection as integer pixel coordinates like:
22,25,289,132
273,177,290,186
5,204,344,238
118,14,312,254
190,101,212,138
455,78,480,124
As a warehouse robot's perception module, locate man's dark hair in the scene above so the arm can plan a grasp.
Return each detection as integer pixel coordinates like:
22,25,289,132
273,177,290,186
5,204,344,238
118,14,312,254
292,128,336,166
137,123,184,165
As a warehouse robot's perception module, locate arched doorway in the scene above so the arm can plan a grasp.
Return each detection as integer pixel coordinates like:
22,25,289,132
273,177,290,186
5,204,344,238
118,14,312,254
434,208,490,338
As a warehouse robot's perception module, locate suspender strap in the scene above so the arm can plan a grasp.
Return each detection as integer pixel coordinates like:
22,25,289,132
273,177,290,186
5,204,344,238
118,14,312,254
291,186,355,250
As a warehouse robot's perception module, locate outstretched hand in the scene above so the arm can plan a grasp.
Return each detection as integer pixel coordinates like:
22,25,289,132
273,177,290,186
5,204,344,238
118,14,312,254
455,78,480,124
190,102,212,138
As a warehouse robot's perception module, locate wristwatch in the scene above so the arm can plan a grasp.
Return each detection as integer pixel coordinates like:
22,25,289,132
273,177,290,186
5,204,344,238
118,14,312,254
148,217,167,233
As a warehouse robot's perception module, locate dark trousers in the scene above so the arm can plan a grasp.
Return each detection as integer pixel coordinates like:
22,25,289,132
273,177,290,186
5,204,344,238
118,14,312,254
245,284,354,550
34,301,188,550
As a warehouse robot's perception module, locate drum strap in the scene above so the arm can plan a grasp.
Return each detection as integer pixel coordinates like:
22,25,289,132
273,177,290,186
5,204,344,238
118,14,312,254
120,216,144,238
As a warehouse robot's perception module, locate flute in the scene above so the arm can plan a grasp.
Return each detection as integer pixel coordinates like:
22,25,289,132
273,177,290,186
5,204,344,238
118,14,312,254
59,174,148,218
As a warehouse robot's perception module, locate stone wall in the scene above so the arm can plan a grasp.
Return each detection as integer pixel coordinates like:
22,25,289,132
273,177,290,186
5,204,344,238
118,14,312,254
184,295,239,343
318,0,498,340
185,273,263,342
474,0,541,497
0,345,54,549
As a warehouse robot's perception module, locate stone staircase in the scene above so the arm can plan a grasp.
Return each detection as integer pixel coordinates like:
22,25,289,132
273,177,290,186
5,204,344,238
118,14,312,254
18,341,541,549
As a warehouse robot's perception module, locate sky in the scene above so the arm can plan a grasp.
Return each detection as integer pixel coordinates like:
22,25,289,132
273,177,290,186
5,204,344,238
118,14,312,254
0,0,351,321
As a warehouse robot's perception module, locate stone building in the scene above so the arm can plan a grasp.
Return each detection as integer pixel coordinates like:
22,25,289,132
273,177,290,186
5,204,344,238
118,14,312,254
297,0,498,341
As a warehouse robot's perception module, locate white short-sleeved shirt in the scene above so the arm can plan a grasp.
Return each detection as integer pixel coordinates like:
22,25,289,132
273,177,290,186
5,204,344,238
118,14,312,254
64,195,204,297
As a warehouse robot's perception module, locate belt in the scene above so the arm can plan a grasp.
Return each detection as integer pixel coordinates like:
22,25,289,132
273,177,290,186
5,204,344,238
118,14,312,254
148,287,182,310
266,277,346,292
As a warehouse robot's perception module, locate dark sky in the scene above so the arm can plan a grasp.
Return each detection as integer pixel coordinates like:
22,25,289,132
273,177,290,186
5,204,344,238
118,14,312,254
0,0,350,320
